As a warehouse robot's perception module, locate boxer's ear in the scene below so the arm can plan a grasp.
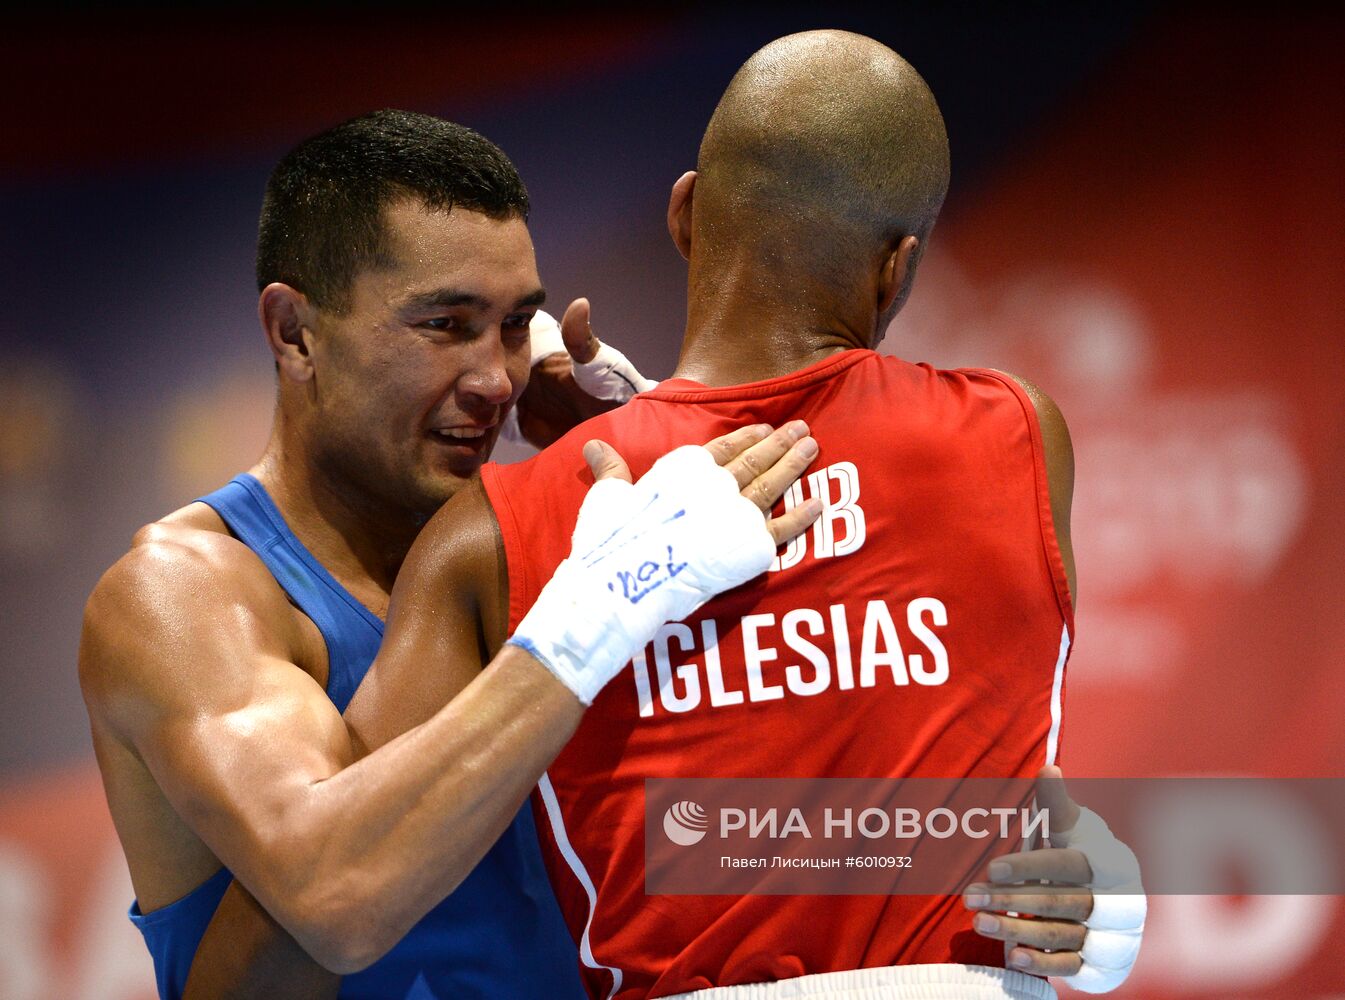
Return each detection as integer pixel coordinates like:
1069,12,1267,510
259,283,316,382
877,235,921,316
667,171,697,261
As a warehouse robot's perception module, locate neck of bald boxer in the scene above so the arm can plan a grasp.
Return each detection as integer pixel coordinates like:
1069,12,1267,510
250,418,418,598
673,248,884,388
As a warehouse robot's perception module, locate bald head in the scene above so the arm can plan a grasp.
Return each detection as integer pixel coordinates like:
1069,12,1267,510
695,31,949,271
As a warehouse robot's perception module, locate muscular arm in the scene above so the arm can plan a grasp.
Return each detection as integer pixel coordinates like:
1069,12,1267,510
343,479,515,753
83,481,578,978
100,426,816,995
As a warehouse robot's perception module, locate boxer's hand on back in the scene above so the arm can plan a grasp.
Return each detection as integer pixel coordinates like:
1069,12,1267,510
510,422,821,704
584,420,821,547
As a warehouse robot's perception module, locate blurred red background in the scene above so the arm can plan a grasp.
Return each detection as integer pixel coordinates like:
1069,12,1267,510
0,9,1340,998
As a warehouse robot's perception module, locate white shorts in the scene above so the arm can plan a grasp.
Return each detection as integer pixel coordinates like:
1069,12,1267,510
664,964,1057,1000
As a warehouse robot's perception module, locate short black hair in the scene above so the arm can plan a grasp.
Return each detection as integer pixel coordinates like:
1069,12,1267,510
256,109,530,313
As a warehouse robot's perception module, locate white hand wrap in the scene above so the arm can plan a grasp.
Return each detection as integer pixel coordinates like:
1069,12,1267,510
525,308,568,366
500,311,566,444
508,446,775,704
1053,806,1146,993
570,337,659,400
500,310,658,444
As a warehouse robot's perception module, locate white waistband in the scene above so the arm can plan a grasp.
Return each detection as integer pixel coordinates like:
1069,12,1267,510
664,964,1057,1000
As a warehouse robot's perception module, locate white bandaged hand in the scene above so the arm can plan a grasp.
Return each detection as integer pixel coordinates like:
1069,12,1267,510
1056,807,1146,993
570,337,659,400
524,308,568,367
507,446,774,704
500,311,567,445
500,310,657,444
528,306,658,401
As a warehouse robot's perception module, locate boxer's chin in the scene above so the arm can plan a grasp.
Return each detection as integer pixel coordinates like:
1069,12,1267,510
412,428,499,508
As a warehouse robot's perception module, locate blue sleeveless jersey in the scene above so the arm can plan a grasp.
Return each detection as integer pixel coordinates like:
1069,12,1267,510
128,473,585,999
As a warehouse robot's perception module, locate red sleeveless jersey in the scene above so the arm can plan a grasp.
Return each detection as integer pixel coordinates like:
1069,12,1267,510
480,349,1074,999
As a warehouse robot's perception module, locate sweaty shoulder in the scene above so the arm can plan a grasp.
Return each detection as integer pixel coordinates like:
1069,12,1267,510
390,477,505,620
349,477,508,749
79,502,316,726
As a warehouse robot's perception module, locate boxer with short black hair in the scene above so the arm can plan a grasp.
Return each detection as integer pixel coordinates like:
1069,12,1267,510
79,109,819,1000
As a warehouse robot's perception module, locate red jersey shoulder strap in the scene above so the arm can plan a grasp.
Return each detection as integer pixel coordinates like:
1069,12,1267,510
965,368,1076,635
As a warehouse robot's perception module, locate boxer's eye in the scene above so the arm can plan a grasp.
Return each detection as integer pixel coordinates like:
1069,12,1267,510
503,314,535,349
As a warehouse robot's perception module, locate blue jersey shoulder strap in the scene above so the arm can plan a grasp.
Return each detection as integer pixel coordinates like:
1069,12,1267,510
199,473,383,711
127,866,232,1000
